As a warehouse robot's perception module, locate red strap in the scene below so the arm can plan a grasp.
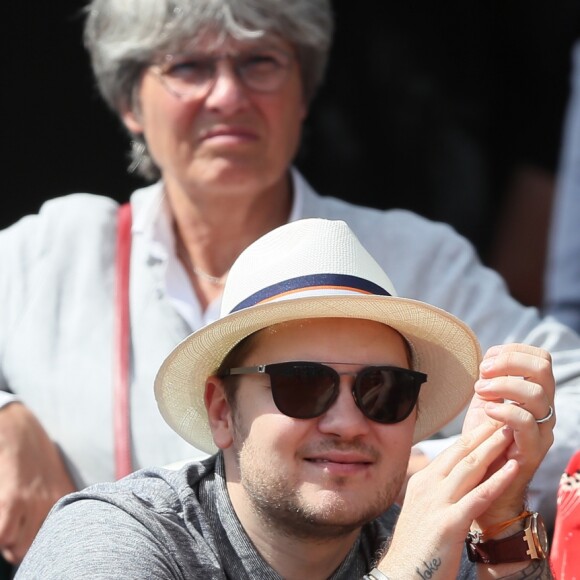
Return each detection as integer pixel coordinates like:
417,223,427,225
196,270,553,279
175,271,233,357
114,202,133,479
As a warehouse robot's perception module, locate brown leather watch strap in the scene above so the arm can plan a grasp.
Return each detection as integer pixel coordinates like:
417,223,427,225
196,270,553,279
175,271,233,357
465,513,548,564
466,530,532,564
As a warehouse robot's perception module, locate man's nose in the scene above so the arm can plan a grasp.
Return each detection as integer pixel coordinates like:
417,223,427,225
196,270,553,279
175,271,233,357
316,379,371,439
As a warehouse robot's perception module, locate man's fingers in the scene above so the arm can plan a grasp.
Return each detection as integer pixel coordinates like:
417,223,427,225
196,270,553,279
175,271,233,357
427,421,501,477
484,401,555,467
409,421,513,504
484,343,552,361
455,458,521,521
440,426,515,502
479,347,555,399
475,375,553,421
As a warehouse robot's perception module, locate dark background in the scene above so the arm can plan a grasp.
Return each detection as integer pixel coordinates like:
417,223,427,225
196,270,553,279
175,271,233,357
4,0,580,305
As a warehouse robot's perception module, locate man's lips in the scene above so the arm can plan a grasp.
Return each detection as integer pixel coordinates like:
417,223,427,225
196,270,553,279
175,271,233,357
304,452,374,465
304,454,374,477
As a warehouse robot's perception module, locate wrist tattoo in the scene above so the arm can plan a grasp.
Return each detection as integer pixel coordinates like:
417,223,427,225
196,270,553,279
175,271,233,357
415,557,442,579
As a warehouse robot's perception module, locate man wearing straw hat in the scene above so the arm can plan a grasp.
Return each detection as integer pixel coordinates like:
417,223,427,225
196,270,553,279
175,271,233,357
18,219,555,579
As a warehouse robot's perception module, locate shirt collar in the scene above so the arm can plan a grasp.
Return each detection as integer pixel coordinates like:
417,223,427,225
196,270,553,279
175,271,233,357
130,181,175,263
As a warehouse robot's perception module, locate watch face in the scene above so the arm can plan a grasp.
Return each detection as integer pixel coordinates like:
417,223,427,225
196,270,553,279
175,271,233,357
532,513,549,556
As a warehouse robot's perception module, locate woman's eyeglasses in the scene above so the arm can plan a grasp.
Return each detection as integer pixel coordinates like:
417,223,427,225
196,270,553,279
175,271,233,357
220,361,427,424
150,47,294,101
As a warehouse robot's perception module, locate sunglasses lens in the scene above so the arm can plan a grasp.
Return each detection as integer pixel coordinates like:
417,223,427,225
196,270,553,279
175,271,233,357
355,367,422,423
268,363,338,419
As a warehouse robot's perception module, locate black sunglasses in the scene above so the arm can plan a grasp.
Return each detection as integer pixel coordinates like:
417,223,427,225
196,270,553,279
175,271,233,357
220,361,427,424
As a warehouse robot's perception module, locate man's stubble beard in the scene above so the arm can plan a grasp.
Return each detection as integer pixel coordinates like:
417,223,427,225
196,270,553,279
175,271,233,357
231,413,405,541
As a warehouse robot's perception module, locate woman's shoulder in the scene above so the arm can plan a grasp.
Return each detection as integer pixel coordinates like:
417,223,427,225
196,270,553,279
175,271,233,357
2,192,120,241
0,193,126,277
35,192,121,229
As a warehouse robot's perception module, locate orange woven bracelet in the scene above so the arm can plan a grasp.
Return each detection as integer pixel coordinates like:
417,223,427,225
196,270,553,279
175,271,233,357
478,510,531,540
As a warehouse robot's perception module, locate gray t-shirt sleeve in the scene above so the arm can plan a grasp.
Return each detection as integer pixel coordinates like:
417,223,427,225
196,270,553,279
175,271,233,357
17,461,229,579
16,498,183,579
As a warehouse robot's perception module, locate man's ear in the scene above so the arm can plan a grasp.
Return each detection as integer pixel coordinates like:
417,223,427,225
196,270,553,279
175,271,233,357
204,377,234,449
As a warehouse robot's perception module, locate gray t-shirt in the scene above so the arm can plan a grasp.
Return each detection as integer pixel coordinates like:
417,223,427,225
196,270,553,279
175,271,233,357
17,454,475,579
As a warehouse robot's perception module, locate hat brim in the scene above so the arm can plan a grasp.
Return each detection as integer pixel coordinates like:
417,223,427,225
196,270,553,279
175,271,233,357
154,295,481,453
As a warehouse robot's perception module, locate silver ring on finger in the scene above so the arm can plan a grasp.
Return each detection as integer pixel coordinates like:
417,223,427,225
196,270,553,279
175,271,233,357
535,405,554,424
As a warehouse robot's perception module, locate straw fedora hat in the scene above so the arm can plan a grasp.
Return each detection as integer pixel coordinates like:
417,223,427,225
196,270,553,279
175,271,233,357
155,218,481,453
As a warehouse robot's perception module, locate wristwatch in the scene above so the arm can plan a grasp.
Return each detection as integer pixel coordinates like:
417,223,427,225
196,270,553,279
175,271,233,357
465,512,549,564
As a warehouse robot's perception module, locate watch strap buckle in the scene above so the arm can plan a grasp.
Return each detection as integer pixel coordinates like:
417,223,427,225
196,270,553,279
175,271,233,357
467,530,484,544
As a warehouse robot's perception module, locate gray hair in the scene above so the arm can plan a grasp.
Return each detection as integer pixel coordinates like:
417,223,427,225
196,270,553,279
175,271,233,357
83,0,333,179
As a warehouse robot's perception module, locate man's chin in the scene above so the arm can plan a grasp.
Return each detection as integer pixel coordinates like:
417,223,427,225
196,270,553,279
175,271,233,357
272,504,380,541
273,492,389,539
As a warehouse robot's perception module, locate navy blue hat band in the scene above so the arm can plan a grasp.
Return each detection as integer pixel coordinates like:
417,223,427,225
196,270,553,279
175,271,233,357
230,273,391,314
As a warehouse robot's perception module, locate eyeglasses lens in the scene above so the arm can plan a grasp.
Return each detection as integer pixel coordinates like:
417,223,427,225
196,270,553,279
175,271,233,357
354,368,421,423
269,363,338,419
